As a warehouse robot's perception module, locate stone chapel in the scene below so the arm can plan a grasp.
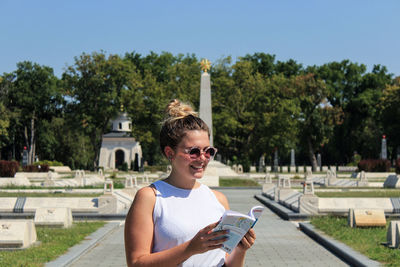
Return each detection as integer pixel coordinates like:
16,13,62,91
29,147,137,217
98,112,142,170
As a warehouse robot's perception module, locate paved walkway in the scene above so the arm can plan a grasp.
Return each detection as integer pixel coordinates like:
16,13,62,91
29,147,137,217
67,188,347,267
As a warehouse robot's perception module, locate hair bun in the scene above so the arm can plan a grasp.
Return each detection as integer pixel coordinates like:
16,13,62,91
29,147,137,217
165,99,197,121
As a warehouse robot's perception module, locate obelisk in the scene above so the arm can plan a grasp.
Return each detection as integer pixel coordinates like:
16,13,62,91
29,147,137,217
198,59,238,187
199,59,213,146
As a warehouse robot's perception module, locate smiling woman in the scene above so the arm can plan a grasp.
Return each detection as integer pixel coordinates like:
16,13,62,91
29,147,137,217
124,99,256,267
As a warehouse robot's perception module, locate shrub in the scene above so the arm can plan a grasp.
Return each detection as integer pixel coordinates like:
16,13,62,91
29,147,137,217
358,159,391,172
23,164,50,172
396,159,400,174
0,161,20,177
34,160,63,166
120,162,128,172
144,165,168,172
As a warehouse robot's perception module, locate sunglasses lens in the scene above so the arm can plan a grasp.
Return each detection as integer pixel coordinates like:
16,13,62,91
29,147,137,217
205,147,216,157
189,147,201,157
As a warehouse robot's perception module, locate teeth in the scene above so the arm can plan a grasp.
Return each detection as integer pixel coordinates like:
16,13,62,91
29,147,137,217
192,165,203,169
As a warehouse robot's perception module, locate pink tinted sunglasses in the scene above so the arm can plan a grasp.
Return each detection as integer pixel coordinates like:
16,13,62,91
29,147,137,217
183,146,218,159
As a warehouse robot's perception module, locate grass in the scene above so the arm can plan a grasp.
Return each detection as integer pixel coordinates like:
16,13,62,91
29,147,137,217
311,216,400,266
219,178,260,187
0,221,105,267
0,192,102,197
315,190,400,198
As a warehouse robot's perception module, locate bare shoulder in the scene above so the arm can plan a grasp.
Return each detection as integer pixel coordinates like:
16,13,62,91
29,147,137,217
134,185,157,202
212,189,229,210
126,186,156,219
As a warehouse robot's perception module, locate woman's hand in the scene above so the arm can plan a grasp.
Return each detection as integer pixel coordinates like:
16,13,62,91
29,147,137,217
236,228,256,251
187,221,229,255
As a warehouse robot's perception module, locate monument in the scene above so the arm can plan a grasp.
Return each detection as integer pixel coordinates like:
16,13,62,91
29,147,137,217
259,155,265,172
199,59,214,146
273,150,279,172
290,149,295,167
198,59,237,186
317,153,321,170
381,135,387,160
98,109,142,170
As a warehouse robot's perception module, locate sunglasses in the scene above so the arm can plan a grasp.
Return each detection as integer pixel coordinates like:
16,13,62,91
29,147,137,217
183,146,218,159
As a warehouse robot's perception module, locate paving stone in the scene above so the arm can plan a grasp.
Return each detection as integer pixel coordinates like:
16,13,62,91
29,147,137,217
67,189,348,266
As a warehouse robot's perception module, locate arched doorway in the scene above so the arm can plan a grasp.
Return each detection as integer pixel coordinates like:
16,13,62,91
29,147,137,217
115,150,125,169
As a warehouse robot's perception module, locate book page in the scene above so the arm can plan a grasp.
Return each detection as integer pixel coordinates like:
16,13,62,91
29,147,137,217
214,214,255,253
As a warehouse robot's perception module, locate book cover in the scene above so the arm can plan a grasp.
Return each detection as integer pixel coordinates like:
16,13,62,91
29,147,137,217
213,205,264,253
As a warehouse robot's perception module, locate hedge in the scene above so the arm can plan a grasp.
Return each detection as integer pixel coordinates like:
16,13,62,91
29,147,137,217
0,160,20,177
358,159,391,172
23,164,50,172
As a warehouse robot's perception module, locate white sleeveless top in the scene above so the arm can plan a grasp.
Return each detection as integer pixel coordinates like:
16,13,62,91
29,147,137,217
152,180,226,267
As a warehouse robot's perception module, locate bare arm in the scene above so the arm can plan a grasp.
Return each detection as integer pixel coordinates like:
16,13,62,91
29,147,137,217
212,190,257,267
125,187,228,267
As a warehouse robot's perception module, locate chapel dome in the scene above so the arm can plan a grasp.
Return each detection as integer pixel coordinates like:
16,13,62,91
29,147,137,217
111,112,132,132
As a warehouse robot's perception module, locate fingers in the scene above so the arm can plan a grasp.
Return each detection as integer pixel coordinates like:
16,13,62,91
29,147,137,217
238,229,256,250
202,221,220,234
188,222,229,254
247,228,256,240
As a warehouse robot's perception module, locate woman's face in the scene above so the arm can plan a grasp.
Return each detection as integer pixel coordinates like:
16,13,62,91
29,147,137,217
170,130,211,180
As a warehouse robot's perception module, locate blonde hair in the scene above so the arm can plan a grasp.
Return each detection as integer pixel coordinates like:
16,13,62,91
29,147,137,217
160,99,209,156
164,99,198,122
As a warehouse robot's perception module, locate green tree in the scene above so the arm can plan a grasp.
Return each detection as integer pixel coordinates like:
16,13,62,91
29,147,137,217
212,58,299,169
294,73,343,170
63,51,142,169
123,52,201,165
6,62,59,164
0,76,11,154
380,76,400,161
350,65,393,159
311,61,392,163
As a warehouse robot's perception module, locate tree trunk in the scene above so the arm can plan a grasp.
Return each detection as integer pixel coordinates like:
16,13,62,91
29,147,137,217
24,126,30,163
92,132,102,170
307,137,318,171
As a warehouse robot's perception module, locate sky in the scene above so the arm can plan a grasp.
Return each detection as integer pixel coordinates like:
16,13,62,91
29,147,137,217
1,0,399,78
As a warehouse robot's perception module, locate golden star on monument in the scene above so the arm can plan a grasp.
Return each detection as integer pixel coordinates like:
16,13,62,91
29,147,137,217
200,59,211,73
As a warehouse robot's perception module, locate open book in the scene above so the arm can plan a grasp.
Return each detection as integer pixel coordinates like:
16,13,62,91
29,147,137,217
213,206,264,253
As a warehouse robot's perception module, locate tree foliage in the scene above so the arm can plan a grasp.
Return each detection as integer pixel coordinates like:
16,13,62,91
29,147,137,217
1,51,398,169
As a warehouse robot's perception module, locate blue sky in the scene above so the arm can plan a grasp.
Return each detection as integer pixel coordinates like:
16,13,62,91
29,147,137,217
1,0,399,78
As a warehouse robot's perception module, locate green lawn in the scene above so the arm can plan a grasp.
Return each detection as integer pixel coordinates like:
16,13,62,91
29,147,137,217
0,221,105,267
311,216,400,266
0,192,102,197
315,190,400,198
219,178,260,187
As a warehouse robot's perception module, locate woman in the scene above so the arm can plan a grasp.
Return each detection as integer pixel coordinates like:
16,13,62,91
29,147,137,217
125,99,256,266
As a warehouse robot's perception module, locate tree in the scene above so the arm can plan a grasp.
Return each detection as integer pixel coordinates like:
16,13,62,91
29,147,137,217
310,61,392,163
294,73,343,170
212,58,299,169
63,51,142,169
0,76,11,154
123,52,201,165
380,76,400,161
6,62,59,164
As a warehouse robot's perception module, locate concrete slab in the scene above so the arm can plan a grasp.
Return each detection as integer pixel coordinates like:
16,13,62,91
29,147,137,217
319,198,393,214
24,198,97,213
0,198,17,212
34,207,73,228
0,219,37,249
